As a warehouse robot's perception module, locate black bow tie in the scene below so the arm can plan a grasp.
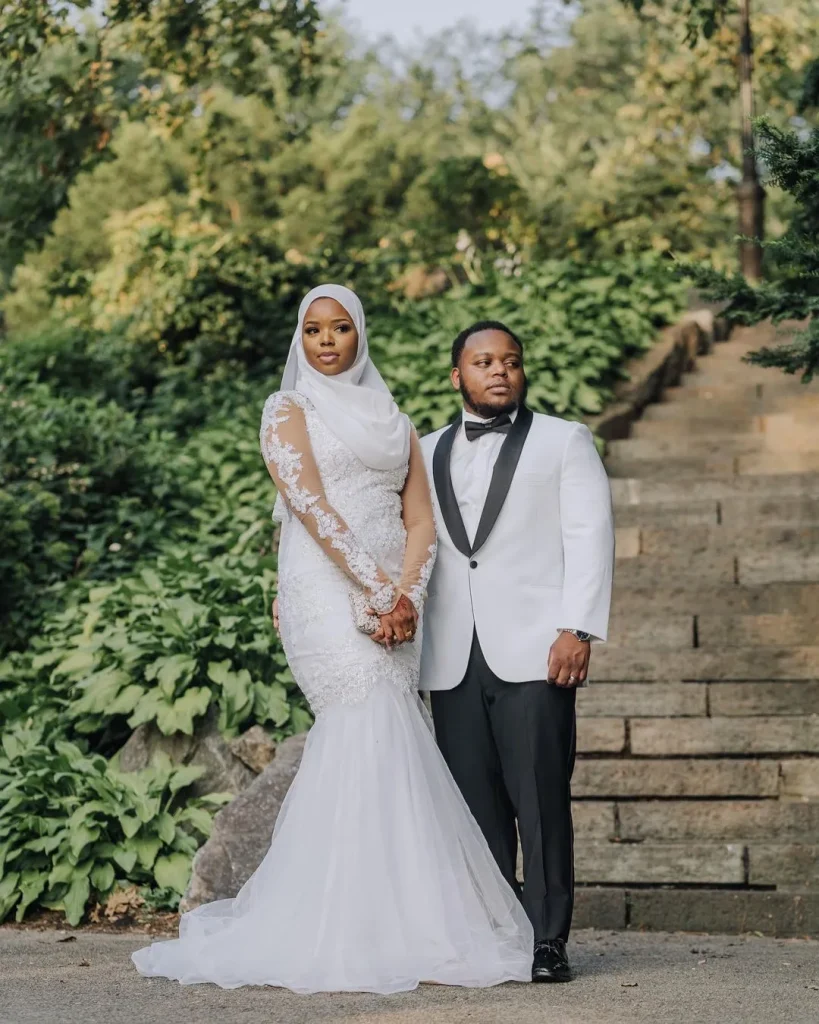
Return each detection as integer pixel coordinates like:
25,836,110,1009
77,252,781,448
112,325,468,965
464,413,513,442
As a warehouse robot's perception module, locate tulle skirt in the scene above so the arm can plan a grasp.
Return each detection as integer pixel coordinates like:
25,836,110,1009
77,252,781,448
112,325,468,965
132,682,533,994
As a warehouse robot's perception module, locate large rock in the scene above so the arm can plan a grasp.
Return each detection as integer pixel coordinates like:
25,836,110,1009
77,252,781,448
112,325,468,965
229,725,277,774
181,732,307,912
117,712,256,798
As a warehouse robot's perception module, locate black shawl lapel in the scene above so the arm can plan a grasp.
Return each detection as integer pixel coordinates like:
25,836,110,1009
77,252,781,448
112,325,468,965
432,420,472,558
471,405,534,556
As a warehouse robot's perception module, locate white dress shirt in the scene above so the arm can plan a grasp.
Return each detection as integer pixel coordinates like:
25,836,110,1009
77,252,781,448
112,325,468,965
450,407,519,544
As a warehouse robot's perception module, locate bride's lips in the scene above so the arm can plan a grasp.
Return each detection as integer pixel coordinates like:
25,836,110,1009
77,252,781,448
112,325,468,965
318,352,340,364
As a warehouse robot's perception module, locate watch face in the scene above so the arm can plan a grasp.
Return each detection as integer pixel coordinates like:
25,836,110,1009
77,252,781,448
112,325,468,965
576,631,591,642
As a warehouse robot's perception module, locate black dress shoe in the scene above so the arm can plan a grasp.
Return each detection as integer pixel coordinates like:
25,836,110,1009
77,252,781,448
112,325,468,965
532,939,572,983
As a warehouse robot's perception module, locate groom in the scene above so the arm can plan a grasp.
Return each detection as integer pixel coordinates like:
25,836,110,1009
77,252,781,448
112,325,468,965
418,321,614,983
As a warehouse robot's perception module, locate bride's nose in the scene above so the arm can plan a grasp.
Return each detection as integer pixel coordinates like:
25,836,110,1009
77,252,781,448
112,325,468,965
320,330,335,346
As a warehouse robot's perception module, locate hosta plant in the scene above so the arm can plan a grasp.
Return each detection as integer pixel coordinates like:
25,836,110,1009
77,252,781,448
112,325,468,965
0,725,230,926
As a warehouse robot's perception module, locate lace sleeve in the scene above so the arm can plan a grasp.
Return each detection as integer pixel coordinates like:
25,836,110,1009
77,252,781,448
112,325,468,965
397,429,437,611
260,393,398,614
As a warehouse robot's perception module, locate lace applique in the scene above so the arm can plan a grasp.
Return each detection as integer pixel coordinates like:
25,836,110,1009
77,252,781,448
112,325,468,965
404,541,438,611
260,393,318,517
310,505,396,611
260,391,396,608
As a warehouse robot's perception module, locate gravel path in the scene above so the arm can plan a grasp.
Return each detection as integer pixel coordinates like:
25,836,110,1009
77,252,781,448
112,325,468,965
2,928,818,1024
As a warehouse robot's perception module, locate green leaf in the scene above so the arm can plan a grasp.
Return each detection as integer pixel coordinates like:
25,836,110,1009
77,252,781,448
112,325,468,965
112,847,138,874
48,862,76,887
90,862,115,893
69,824,99,860
168,594,207,628
63,876,91,927
176,806,213,836
140,568,163,592
153,853,192,895
155,812,176,846
16,870,48,921
151,654,196,698
155,687,210,736
130,835,162,871
54,649,95,678
206,660,232,686
168,764,206,795
118,812,141,839
107,684,145,715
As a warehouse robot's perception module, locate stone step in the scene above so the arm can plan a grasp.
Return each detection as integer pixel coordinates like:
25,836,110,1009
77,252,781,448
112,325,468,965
573,802,616,839
749,844,818,891
579,680,819,718
572,758,781,798
613,500,719,528
573,887,819,937
611,473,819,507
740,551,819,585
629,716,819,756
607,434,818,460
616,800,819,842
607,613,693,647
577,682,706,717
632,415,764,437
593,646,819,681
611,582,819,617
577,718,627,754
635,525,819,557
708,682,819,717
608,610,819,650
613,554,736,586
631,409,818,440
720,496,819,528
615,496,819,530
696,606,818,647
576,841,745,885
608,451,819,479
781,759,819,799
643,392,819,421
673,378,818,399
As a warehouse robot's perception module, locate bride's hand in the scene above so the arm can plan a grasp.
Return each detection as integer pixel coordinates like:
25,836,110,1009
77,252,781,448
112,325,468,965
368,593,418,648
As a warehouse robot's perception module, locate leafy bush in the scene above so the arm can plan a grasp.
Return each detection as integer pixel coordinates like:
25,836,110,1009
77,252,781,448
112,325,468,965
0,377,190,652
3,547,309,750
369,254,688,433
0,725,229,926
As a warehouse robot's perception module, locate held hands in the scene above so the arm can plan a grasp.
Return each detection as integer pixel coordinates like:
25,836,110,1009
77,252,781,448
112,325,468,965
547,631,590,688
367,593,418,649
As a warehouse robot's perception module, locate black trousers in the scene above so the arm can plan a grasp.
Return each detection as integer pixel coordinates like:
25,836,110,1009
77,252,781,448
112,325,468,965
430,633,577,943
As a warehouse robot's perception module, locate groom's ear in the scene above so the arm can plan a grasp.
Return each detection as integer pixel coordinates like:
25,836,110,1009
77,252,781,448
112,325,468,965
450,367,461,391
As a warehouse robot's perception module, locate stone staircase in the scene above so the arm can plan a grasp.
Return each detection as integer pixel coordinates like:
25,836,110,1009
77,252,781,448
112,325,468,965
574,323,819,937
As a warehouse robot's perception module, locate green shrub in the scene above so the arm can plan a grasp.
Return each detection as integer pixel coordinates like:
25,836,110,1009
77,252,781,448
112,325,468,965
0,724,229,926
5,546,309,750
369,254,688,434
0,377,190,652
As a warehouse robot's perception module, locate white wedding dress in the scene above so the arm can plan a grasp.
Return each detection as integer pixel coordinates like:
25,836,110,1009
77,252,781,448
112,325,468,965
132,391,533,994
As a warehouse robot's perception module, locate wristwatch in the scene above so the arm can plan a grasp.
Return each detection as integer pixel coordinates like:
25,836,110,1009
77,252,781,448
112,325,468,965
561,628,592,642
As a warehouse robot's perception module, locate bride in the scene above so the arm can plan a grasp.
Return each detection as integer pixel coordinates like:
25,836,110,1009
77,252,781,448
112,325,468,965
132,284,533,994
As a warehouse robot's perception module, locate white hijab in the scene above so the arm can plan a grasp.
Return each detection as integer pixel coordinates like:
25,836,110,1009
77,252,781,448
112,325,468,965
280,284,410,471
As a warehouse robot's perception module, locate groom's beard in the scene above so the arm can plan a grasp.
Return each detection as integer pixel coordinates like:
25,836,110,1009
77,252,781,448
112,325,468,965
459,376,528,421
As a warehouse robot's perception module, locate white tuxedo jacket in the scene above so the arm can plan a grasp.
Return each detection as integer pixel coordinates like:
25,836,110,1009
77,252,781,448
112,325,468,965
418,407,614,690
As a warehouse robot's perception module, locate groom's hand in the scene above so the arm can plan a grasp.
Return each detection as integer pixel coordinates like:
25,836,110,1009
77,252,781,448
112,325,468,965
547,632,590,687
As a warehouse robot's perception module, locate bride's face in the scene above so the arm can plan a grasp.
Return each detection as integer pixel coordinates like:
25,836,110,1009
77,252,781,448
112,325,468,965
302,298,359,376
